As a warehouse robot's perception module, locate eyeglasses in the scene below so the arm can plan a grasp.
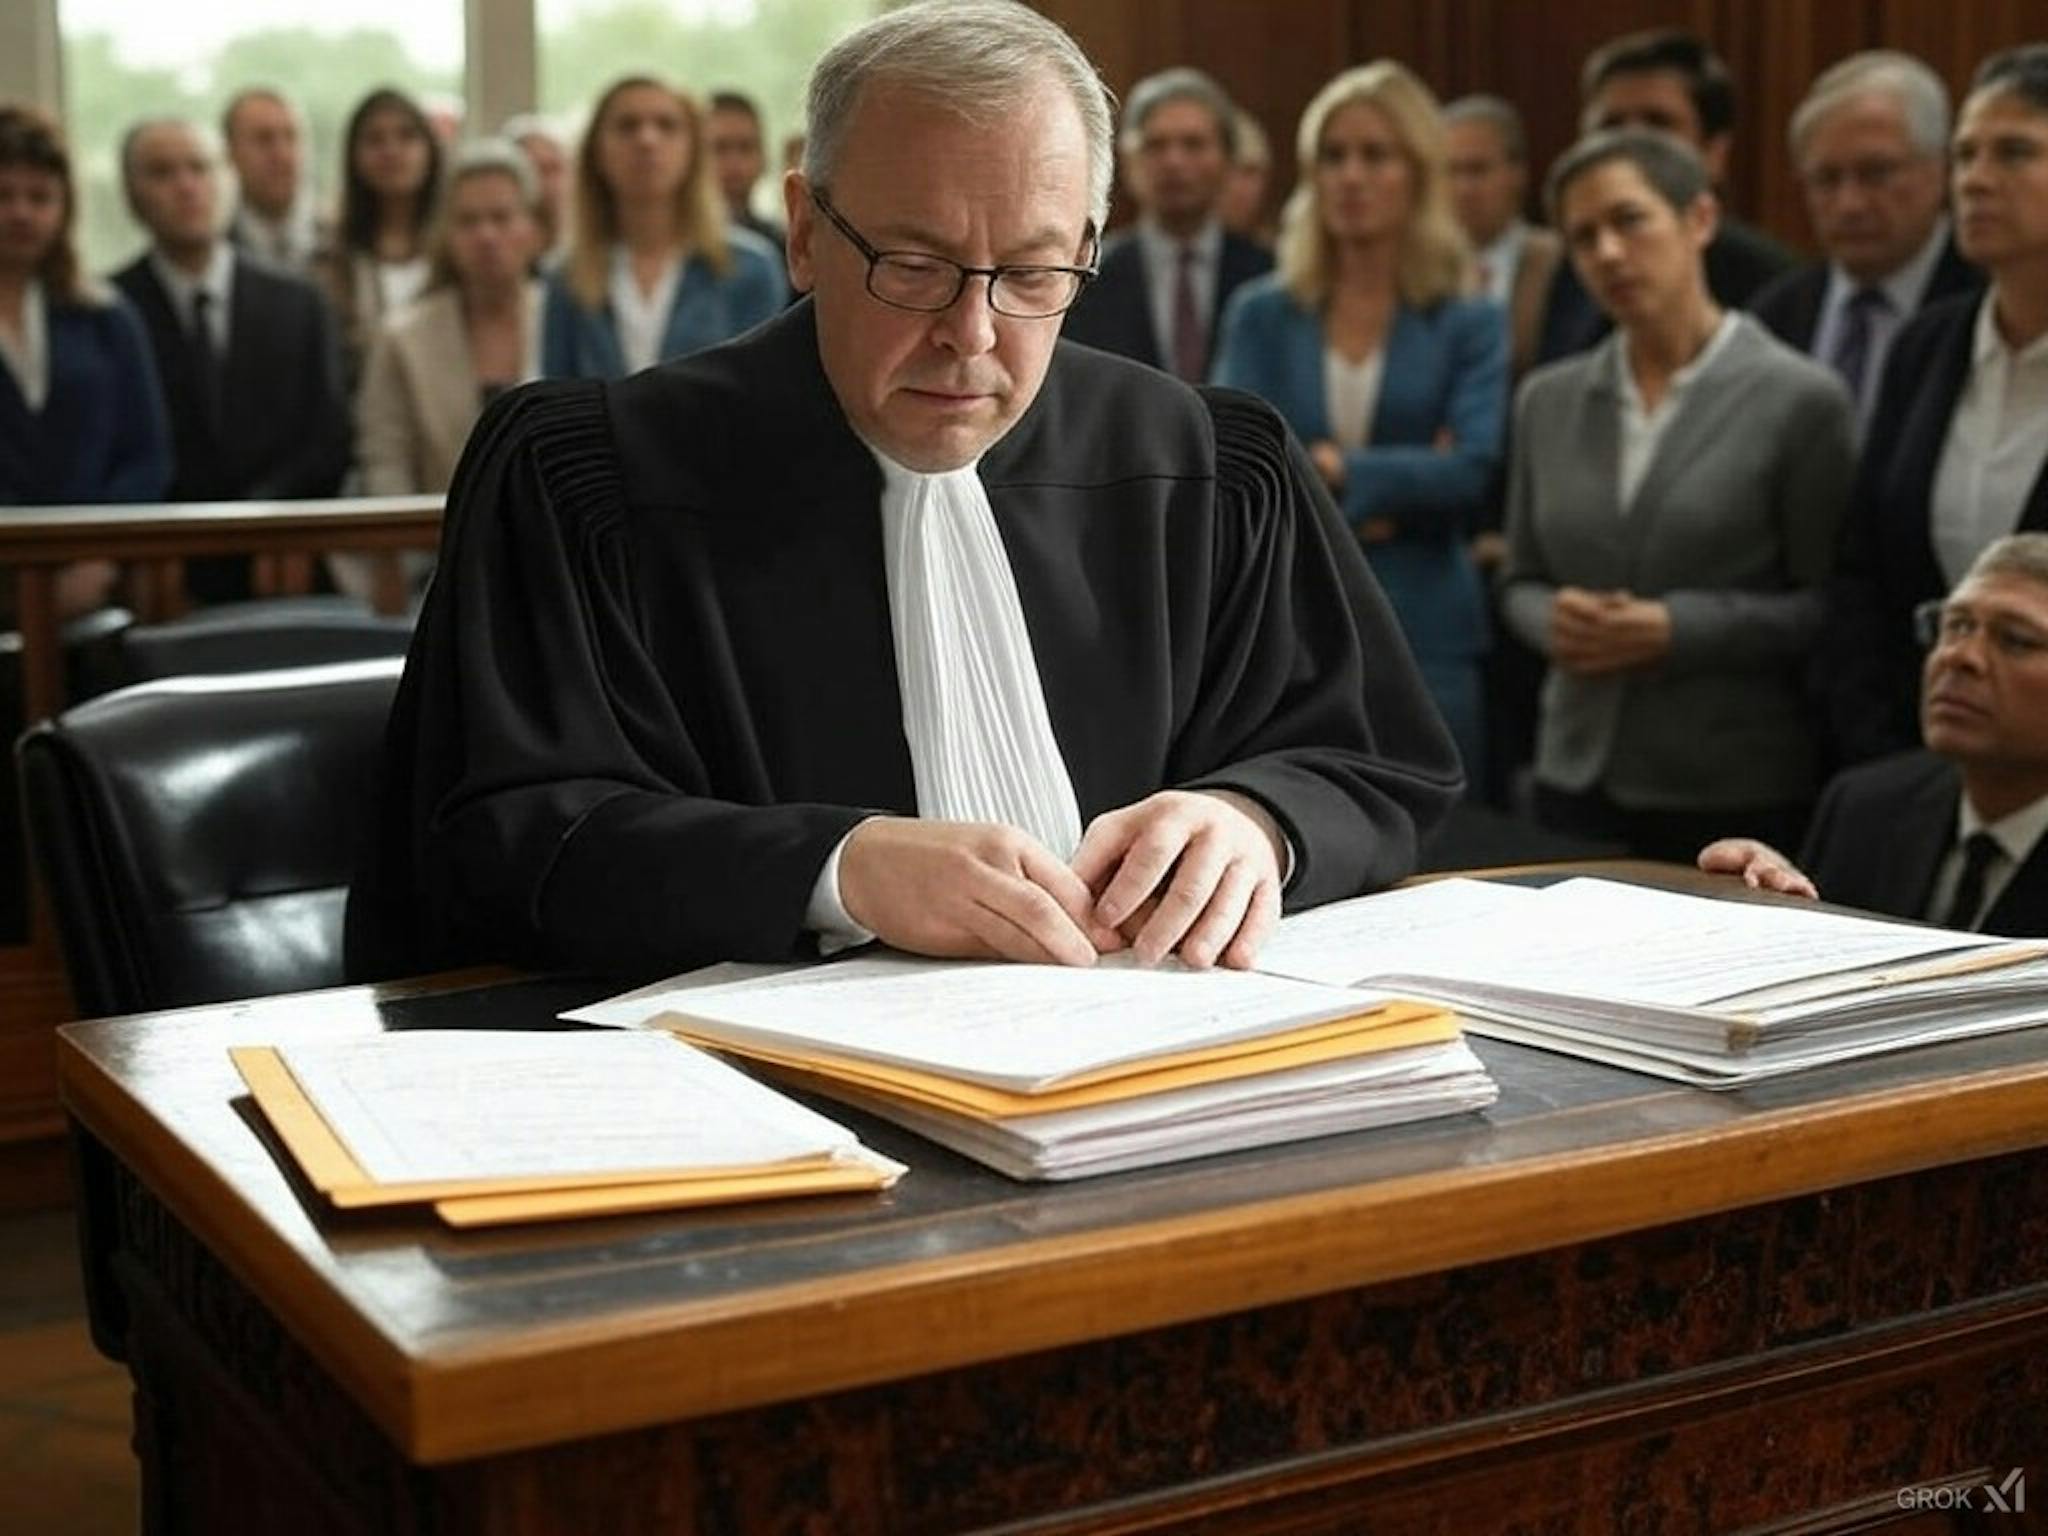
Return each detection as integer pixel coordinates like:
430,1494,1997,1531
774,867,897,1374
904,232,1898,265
1914,598,2048,661
1799,156,1912,197
808,187,1097,319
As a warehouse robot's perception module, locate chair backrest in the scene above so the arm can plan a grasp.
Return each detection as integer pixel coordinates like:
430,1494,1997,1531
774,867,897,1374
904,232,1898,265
117,595,413,685
18,657,405,1018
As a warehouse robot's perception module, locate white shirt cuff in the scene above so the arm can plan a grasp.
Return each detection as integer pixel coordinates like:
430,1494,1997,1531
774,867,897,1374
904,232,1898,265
805,826,876,955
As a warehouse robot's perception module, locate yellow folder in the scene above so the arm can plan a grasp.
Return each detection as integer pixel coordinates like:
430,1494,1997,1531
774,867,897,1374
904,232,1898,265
230,1046,897,1227
658,998,1458,1120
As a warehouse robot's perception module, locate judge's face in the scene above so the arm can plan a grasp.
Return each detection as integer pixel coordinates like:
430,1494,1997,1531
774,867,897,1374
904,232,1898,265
1921,572,2048,773
1796,93,1944,286
1952,88,2048,274
787,79,1095,474
1558,157,1714,331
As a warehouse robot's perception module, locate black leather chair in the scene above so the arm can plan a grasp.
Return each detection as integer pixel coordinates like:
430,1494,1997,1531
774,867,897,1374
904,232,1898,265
117,595,414,684
18,657,403,1017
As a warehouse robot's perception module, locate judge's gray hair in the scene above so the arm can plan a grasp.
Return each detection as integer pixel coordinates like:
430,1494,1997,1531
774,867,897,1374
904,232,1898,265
1789,51,1949,159
803,1,1115,230
1964,533,2048,592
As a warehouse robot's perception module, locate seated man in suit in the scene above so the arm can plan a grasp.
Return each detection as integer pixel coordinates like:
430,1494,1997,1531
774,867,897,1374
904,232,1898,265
348,1,1460,984
1750,51,1981,436
1060,67,1271,382
1443,94,1561,380
1703,534,2048,935
1537,28,1797,363
114,118,350,601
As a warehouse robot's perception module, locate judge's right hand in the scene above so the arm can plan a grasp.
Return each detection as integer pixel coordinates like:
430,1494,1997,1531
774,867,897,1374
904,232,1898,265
837,818,1122,967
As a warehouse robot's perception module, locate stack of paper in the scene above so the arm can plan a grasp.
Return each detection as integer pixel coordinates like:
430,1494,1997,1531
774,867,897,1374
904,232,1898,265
1253,877,2048,1086
233,1030,905,1226
567,956,1497,1180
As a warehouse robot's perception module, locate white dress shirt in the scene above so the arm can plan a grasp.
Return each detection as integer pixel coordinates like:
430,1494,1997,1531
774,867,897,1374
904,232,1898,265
1614,311,1741,513
1930,294,2048,586
375,256,430,319
0,278,49,412
1136,217,1222,371
1323,347,1385,453
1809,217,1951,431
1924,786,2048,931
609,247,682,376
231,198,321,272
149,241,236,351
805,449,1085,945
1473,221,1528,308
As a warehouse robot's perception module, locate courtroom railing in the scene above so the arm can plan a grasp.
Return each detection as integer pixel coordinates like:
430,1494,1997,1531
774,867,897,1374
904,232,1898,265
1,494,444,725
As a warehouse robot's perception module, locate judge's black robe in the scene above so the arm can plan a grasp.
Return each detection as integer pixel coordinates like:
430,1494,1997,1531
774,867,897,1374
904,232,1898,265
345,300,1462,981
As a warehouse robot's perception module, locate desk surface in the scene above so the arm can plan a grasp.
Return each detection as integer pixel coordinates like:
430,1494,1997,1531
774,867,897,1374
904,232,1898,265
56,869,2048,1465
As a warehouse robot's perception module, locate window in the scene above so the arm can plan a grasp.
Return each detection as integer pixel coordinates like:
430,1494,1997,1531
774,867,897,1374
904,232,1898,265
61,0,462,274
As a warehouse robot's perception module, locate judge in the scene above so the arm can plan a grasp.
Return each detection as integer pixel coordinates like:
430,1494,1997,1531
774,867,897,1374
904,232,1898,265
347,0,1459,983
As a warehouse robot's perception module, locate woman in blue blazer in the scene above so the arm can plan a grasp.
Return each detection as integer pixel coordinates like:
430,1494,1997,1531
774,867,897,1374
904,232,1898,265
0,106,169,617
1214,61,1507,777
542,76,784,380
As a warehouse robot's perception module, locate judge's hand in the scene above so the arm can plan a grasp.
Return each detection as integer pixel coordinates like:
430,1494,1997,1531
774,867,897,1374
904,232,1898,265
1548,587,1672,675
1071,789,1285,971
837,818,1122,967
1697,838,1819,900
1309,439,1345,491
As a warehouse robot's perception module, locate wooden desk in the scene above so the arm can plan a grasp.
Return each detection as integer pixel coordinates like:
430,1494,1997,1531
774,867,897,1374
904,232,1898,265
58,933,2048,1535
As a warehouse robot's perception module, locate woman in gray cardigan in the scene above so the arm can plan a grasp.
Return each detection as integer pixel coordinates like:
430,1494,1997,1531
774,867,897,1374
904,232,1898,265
1502,130,1856,861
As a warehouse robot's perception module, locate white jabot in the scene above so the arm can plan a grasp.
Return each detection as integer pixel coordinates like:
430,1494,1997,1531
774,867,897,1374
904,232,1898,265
804,449,1086,948
876,448,1084,854
0,278,49,412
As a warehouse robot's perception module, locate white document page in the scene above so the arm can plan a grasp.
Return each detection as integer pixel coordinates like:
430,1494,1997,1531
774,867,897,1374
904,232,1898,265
273,1030,865,1186
1261,876,2017,1011
1253,878,1542,986
583,953,1397,1093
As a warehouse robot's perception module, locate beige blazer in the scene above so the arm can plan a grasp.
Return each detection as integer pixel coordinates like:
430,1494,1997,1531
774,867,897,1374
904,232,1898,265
355,282,543,495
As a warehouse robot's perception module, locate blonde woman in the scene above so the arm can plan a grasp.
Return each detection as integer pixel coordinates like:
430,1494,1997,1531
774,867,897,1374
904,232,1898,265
541,76,783,378
1213,62,1507,775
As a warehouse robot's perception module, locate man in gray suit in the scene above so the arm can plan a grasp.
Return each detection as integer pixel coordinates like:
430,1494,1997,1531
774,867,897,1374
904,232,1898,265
1704,534,2048,935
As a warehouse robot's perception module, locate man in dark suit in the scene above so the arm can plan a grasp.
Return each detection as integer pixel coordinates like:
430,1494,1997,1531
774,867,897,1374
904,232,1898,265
1703,534,2048,935
1750,52,1981,433
112,118,350,600
1537,28,1797,363
1060,68,1271,382
708,91,788,264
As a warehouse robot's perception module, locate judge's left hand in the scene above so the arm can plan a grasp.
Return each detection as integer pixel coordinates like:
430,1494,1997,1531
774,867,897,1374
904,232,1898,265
1070,789,1285,971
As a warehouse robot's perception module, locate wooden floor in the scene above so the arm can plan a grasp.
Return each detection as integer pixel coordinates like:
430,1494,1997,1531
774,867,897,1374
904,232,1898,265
0,1210,137,1535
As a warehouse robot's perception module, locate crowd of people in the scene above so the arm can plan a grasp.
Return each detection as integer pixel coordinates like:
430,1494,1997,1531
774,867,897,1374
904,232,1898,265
5,14,2048,944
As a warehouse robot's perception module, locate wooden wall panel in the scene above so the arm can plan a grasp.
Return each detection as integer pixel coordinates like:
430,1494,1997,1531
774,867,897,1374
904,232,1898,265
1033,0,2047,253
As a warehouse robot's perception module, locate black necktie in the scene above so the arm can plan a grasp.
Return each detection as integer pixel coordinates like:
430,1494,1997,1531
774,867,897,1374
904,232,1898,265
1830,286,1888,401
188,288,223,438
1940,831,2002,931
